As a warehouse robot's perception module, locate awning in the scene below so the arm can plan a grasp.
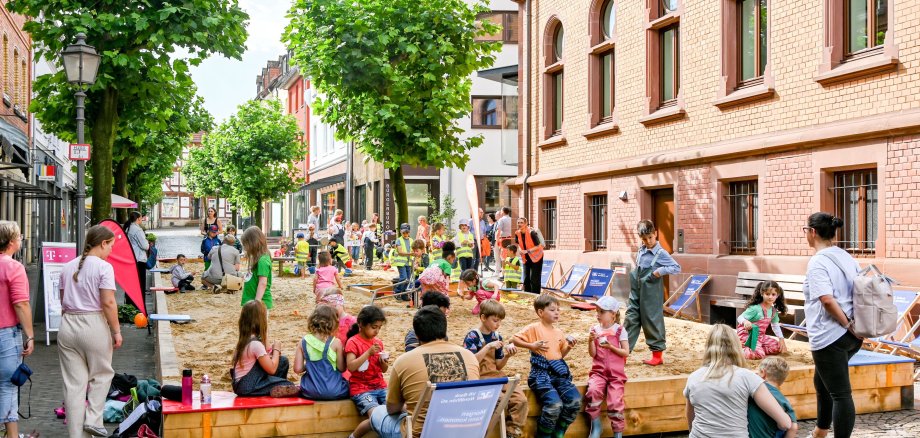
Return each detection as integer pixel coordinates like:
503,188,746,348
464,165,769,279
302,174,346,191
0,175,61,200
477,65,519,85
86,194,138,209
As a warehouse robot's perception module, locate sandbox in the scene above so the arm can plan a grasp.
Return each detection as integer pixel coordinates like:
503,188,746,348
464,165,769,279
156,263,914,437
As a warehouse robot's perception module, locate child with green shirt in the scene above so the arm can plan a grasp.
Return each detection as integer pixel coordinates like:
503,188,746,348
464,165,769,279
241,226,274,311
748,357,798,438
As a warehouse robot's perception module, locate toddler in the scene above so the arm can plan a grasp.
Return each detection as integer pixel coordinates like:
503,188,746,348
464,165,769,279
294,306,349,400
294,233,311,278
345,306,389,438
417,241,456,296
737,281,788,360
430,223,446,260
502,244,522,289
314,251,344,301
170,254,195,291
459,269,502,315
362,223,378,269
454,219,476,271
748,357,798,438
585,296,629,438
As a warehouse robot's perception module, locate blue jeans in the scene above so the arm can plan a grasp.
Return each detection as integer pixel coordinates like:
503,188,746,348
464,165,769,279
370,406,408,438
395,265,411,297
0,326,22,423
352,389,387,416
350,246,361,261
528,373,581,436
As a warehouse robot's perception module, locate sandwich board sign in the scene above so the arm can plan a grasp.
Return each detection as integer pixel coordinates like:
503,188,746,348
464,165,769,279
41,243,77,345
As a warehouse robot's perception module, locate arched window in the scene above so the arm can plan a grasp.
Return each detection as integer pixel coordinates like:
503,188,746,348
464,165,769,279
589,1,617,130
482,99,498,126
12,50,18,106
20,60,26,111
542,18,564,141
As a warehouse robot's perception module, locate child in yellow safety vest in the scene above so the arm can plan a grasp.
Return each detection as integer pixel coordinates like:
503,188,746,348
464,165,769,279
392,224,414,301
455,219,476,272
328,239,351,272
430,223,446,260
294,233,311,279
503,244,522,289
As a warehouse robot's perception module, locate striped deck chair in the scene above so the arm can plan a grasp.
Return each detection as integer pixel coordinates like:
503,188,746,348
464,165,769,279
543,264,591,297
663,274,711,322
570,268,615,310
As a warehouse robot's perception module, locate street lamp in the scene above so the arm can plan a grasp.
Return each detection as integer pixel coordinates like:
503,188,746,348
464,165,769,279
61,33,100,252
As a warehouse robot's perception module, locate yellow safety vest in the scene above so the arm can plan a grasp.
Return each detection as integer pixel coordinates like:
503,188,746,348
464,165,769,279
455,231,474,259
392,237,412,267
294,241,310,263
430,234,444,260
331,244,350,263
503,256,522,283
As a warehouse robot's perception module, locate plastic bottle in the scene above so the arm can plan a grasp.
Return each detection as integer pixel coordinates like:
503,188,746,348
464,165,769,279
181,369,193,406
200,374,212,405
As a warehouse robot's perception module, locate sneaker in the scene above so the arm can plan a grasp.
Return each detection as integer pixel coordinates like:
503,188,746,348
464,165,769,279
270,385,301,398
83,425,108,437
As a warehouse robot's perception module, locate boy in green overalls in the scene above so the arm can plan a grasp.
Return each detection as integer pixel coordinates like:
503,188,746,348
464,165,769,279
625,220,681,366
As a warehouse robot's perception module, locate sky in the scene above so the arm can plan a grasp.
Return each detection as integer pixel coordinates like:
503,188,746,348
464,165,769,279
189,0,291,123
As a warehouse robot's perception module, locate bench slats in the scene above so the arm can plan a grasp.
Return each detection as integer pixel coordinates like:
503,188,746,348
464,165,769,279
735,272,806,304
736,272,808,283
735,278,805,292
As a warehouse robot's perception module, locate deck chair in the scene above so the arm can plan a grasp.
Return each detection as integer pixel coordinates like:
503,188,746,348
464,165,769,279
570,268,615,311
662,274,710,322
366,260,423,308
543,264,591,297
779,321,808,340
410,376,518,438
867,289,920,351
541,259,560,289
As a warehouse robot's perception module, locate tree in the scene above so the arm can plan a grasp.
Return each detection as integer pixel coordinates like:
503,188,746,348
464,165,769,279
185,99,304,229
284,0,499,226
10,0,248,223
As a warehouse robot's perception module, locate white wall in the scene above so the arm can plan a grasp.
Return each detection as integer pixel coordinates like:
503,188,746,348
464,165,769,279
307,87,348,171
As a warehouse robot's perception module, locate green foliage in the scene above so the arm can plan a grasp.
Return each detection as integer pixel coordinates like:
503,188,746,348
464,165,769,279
284,0,500,225
9,0,248,222
427,194,457,238
185,99,305,228
117,304,139,324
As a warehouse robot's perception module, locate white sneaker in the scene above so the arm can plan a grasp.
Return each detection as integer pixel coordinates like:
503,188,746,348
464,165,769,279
83,425,108,437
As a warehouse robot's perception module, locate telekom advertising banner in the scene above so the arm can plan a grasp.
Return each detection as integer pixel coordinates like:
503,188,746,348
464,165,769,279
41,242,77,345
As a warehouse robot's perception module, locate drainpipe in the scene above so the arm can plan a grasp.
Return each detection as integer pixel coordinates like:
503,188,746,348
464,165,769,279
521,0,533,218
345,140,354,221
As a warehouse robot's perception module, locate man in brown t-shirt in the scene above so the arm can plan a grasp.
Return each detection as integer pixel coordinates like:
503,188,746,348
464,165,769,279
370,306,480,438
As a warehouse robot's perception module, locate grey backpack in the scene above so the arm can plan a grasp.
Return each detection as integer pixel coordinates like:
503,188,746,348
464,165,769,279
823,254,898,338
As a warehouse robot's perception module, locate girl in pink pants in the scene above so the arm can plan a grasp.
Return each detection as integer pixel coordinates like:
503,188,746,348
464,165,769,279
585,296,629,438
737,280,788,360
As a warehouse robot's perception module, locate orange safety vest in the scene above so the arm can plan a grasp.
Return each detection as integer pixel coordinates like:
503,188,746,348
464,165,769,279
515,227,544,263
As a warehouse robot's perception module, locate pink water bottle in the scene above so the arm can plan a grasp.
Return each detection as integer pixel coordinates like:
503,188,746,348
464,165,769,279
181,369,193,406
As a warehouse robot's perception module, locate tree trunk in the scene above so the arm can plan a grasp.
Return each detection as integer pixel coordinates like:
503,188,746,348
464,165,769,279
254,201,264,230
389,166,408,229
113,156,132,223
90,87,120,224
231,208,238,230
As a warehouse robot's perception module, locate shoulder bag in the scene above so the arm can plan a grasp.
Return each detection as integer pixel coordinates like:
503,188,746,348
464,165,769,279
218,246,244,291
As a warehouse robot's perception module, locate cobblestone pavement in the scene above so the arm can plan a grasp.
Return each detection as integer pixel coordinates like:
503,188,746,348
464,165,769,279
147,226,205,259
19,265,156,437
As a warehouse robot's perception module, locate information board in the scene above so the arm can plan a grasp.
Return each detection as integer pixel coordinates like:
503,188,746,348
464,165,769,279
419,380,505,437
41,243,77,345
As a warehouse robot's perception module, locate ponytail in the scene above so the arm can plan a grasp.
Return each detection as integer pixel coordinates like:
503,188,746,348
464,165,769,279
74,225,116,283
122,211,142,233
807,212,844,241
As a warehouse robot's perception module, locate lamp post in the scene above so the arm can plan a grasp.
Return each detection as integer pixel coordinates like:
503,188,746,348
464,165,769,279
61,33,100,252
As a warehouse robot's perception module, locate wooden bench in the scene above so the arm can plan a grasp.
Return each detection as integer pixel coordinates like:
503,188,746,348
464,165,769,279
711,272,806,326
271,257,296,276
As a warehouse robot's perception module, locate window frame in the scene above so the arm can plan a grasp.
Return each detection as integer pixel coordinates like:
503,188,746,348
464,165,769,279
541,17,566,145
471,96,504,129
832,168,878,255
736,0,767,86
727,180,758,255
588,194,608,251
475,11,520,44
843,0,886,58
640,0,686,126
586,0,619,136
817,0,897,86
659,24,680,106
541,198,558,250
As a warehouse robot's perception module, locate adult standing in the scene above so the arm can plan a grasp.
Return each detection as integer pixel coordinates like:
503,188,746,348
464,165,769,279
416,216,430,250
494,207,513,278
201,207,224,236
201,235,242,289
307,206,322,231
0,221,33,438
484,212,497,271
802,212,861,438
329,209,346,244
122,211,149,311
369,306,479,438
514,217,544,293
58,225,121,437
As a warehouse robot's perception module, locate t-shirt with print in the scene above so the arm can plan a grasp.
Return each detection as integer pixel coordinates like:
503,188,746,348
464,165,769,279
514,322,567,360
59,255,116,313
345,335,387,396
233,338,267,381
747,382,797,438
387,340,480,438
464,329,505,361
241,255,273,309
683,365,764,438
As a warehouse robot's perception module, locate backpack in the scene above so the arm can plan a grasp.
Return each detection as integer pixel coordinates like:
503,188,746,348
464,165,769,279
822,254,898,338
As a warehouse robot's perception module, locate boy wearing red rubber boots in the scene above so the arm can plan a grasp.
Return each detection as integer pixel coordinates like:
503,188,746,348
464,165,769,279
625,220,681,366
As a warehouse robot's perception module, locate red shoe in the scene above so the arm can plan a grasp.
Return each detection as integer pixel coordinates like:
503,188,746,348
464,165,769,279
643,350,664,366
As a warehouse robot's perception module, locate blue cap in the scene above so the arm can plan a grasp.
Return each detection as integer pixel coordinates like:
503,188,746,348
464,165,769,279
296,233,304,238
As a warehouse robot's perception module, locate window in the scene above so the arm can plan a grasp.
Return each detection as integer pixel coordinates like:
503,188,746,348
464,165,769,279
660,25,679,104
1,36,6,98
542,18,565,141
728,181,758,255
12,50,17,105
476,12,519,43
554,27,564,61
833,169,877,254
738,0,767,83
660,0,679,14
20,60,25,110
355,185,366,225
588,1,617,130
541,199,557,250
846,0,886,56
471,97,502,128
552,72,563,133
589,194,607,251
642,0,685,124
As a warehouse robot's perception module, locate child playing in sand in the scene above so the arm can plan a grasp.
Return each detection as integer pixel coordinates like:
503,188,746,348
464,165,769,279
317,287,356,345
417,241,456,296
625,220,681,366
585,296,630,438
405,291,452,352
169,254,195,291
314,251,344,301
230,301,300,397
411,239,430,278
459,269,502,315
748,357,798,438
294,306,349,400
463,300,527,438
328,239,352,273
294,233,310,279
737,281,788,360
345,306,389,438
513,294,581,438
503,244,522,289
455,219,476,271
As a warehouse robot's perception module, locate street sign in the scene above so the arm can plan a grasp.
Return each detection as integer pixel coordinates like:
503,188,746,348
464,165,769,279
69,143,91,161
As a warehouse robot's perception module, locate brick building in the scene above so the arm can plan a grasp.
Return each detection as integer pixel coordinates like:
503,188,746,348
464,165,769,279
510,0,920,320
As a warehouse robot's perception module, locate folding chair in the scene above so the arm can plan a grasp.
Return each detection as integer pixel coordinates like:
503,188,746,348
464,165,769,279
543,264,591,297
866,289,920,351
662,274,710,322
409,376,518,438
541,259,560,289
367,259,423,307
570,268,614,311
779,321,808,341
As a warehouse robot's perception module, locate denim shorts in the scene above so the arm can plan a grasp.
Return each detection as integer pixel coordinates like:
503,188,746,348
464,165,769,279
0,325,22,423
370,405,408,438
351,388,387,416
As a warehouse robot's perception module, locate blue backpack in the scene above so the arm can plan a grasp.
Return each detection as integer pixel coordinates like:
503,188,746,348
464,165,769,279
299,337,349,400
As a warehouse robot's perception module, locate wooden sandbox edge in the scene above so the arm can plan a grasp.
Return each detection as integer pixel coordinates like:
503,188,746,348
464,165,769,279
154,273,182,385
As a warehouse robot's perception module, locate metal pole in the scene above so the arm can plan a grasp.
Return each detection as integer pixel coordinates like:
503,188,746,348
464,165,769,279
75,90,86,253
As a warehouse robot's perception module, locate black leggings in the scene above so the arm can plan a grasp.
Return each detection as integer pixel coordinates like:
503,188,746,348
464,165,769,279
522,259,543,293
133,261,148,313
811,331,861,438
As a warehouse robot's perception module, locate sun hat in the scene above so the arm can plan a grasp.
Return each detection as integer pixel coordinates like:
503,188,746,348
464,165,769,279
595,296,621,312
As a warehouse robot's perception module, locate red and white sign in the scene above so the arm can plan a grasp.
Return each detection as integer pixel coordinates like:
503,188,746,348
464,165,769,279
69,143,91,161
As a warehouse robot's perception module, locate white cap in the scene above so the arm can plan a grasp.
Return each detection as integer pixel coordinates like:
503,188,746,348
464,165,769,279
459,218,470,227
595,296,621,312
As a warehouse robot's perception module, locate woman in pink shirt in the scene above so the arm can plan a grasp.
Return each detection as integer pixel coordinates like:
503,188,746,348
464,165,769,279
0,221,33,437
58,225,122,438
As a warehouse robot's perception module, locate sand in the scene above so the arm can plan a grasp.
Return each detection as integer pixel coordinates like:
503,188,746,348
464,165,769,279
165,262,814,392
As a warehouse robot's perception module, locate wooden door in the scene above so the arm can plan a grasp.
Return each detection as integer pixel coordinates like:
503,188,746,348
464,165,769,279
651,188,674,296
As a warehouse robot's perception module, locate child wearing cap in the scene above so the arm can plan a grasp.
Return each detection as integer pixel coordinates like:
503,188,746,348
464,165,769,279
200,225,222,271
294,233,311,279
392,224,413,301
454,219,476,271
585,296,630,438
